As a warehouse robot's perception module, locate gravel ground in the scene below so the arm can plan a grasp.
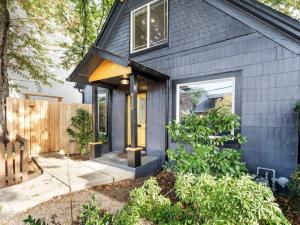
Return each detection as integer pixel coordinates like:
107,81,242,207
1,178,148,225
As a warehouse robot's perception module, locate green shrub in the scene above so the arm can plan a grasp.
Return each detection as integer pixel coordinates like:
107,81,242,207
79,194,112,225
66,108,92,155
113,174,289,225
167,144,247,178
167,107,247,177
167,107,246,147
288,165,300,211
175,173,290,225
113,178,192,225
23,215,48,225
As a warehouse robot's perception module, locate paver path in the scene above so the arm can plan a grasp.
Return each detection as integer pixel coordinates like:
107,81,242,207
0,152,134,219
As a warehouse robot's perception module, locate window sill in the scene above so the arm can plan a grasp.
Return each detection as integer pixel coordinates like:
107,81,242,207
130,42,169,58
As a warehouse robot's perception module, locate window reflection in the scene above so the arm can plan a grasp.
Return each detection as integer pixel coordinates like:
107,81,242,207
150,0,168,47
177,78,235,121
131,0,168,53
98,93,107,133
132,6,148,52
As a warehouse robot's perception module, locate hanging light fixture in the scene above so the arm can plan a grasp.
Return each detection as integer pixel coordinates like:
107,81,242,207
121,75,130,85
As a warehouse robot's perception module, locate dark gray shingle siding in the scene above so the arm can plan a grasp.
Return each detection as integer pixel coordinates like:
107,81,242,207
95,0,300,177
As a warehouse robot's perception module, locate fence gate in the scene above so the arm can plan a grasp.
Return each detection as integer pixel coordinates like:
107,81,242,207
6,98,91,155
0,141,29,188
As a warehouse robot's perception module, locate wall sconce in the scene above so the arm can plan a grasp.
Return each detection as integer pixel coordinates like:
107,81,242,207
121,75,129,85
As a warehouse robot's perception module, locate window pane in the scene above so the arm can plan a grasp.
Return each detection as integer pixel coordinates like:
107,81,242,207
133,6,148,52
98,93,107,133
138,97,146,124
150,0,168,47
178,78,234,121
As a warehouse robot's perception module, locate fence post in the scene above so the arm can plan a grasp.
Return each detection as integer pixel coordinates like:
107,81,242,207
0,143,5,188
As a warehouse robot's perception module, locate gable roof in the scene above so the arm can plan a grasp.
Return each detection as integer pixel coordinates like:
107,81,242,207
67,46,169,85
94,0,127,48
94,0,299,55
206,0,300,54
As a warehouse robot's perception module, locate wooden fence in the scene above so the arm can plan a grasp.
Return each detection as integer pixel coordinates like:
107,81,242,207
6,98,91,155
0,141,29,188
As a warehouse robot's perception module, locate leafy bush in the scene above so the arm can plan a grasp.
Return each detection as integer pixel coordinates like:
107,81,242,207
23,215,48,225
67,108,92,155
167,107,247,177
80,194,112,225
113,178,191,225
167,144,247,178
167,107,246,147
114,174,289,225
175,173,290,225
288,165,300,211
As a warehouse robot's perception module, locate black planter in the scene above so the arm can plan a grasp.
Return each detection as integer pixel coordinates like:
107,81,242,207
89,142,110,159
100,143,110,154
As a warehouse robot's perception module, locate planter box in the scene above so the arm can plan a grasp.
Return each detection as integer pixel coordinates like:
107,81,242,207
89,142,110,159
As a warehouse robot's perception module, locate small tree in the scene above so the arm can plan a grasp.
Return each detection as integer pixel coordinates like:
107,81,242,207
67,108,92,155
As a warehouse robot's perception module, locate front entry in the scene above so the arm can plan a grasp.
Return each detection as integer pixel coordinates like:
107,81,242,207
127,93,147,149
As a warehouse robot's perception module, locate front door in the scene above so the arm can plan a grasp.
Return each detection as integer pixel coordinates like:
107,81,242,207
127,93,147,149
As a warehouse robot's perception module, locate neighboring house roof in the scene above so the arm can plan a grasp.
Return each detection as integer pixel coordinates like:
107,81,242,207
94,0,300,54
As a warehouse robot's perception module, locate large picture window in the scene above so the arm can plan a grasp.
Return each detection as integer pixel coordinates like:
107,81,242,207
176,77,235,121
131,0,168,53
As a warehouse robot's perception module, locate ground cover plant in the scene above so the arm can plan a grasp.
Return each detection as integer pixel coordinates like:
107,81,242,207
77,174,290,225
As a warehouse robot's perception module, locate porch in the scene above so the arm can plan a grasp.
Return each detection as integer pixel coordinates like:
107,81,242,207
93,151,160,178
68,46,169,171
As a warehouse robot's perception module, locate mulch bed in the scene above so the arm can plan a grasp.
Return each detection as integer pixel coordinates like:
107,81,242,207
68,154,90,161
276,194,300,225
2,171,299,225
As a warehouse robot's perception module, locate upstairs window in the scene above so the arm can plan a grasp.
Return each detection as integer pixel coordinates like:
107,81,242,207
131,0,168,54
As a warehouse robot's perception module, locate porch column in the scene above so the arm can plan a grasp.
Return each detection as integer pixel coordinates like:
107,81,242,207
130,73,138,148
127,72,142,167
92,85,99,142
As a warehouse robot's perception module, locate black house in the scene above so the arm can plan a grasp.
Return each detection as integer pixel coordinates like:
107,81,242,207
68,0,300,177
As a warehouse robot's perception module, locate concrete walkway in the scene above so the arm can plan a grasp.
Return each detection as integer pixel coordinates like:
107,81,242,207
0,152,135,219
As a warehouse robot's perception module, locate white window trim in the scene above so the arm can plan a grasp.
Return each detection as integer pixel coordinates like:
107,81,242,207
130,0,168,54
176,77,236,122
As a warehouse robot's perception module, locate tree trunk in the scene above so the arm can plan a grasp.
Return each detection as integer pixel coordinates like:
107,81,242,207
0,0,10,144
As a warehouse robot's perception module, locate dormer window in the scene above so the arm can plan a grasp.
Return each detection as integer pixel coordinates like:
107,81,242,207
130,0,168,54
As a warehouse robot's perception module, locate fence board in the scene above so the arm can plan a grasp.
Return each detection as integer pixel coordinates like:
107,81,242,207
6,98,91,155
22,141,29,181
0,143,5,188
19,99,25,139
7,143,14,185
15,142,21,183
